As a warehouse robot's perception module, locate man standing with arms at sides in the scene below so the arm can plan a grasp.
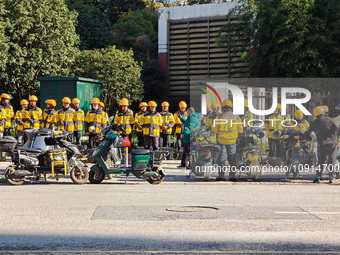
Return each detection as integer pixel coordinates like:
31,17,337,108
0,93,14,137
159,101,175,148
22,95,43,147
214,100,243,181
55,97,75,142
114,98,134,139
41,99,57,129
135,102,148,147
301,106,338,183
72,98,85,146
174,101,188,151
15,99,28,145
85,98,108,148
137,101,162,150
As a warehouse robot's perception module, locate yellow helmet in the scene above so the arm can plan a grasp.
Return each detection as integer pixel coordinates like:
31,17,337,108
28,95,38,101
45,99,56,107
20,99,28,106
161,101,170,107
222,99,233,108
206,101,211,109
62,97,71,104
179,101,187,108
294,109,304,119
148,101,157,107
72,98,80,104
322,105,329,113
91,98,100,104
313,106,324,117
99,102,105,108
139,102,147,108
119,98,129,106
211,101,220,109
276,103,281,110
1,93,11,100
244,98,248,107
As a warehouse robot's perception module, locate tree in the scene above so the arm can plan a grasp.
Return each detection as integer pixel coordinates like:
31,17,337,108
112,9,158,61
72,46,144,110
216,0,333,78
0,2,8,72
0,0,79,99
99,0,146,25
66,0,113,50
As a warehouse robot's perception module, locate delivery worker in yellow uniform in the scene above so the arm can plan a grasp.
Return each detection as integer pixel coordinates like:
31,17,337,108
159,101,175,148
207,102,220,129
0,93,14,137
22,95,43,147
55,97,75,142
15,99,28,145
137,101,162,150
85,98,108,148
292,109,309,140
72,98,85,146
41,99,57,129
114,98,134,139
265,103,285,158
214,100,243,181
135,102,147,147
174,101,188,150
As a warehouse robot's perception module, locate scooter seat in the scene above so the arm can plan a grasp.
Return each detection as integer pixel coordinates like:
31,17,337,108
131,149,150,155
16,146,42,153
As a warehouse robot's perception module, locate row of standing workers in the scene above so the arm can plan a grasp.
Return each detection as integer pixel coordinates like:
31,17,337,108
0,93,189,152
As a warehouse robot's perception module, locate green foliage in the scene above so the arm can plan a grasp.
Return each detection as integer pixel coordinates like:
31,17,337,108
72,46,144,110
66,0,113,50
0,0,79,99
112,9,158,61
100,0,146,25
141,58,166,101
217,0,340,78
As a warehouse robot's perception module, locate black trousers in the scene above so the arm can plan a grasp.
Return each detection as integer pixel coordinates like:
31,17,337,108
181,142,190,167
317,145,337,178
159,134,171,148
74,131,82,145
144,135,159,150
137,131,144,147
176,133,182,150
268,138,282,157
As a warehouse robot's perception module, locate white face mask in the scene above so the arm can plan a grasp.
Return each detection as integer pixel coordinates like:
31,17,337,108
93,106,99,110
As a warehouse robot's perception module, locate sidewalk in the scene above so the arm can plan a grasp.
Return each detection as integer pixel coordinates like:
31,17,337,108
0,159,338,185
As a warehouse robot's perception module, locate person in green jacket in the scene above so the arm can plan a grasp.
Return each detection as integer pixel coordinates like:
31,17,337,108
177,107,201,168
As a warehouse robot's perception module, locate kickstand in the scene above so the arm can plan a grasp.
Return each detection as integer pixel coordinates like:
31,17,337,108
125,173,129,184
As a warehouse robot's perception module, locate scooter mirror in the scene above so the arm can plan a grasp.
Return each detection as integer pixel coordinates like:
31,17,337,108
255,128,264,139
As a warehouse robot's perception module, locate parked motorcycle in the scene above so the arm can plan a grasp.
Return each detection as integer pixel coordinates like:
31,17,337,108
274,129,315,179
188,126,219,181
1,128,89,185
238,128,265,181
88,125,168,185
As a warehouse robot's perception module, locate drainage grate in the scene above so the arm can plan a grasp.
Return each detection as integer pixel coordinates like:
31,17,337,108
166,206,219,213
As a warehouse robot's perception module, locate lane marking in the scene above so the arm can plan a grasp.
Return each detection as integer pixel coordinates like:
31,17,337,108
275,211,340,215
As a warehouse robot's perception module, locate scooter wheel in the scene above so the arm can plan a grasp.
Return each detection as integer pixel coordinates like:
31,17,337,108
4,165,24,185
70,165,89,184
89,169,105,184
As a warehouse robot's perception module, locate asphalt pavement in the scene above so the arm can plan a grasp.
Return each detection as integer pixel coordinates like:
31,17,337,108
0,160,340,254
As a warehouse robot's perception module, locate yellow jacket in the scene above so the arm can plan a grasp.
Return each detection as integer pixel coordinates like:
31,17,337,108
139,110,163,137
160,111,175,134
0,104,14,131
214,109,243,145
114,109,134,135
265,114,285,139
85,109,108,134
135,111,146,132
73,108,85,131
22,106,43,129
174,110,188,134
293,119,309,139
15,109,25,131
41,108,57,129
